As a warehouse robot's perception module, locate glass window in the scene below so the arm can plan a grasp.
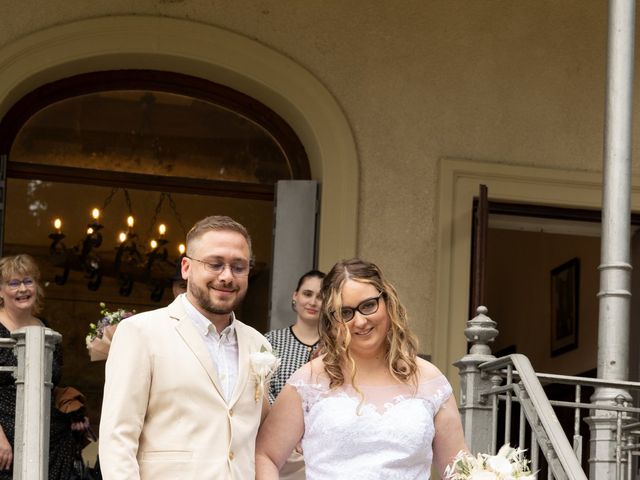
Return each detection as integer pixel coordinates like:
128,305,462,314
10,90,292,184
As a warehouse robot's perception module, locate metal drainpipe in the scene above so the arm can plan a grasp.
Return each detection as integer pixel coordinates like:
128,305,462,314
587,1,636,478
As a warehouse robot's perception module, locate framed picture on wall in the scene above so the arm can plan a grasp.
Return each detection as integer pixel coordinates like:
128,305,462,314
550,257,580,357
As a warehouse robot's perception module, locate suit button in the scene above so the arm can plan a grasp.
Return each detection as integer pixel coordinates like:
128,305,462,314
229,409,234,417
229,451,234,460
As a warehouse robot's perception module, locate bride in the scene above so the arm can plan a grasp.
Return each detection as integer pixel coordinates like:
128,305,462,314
256,258,467,479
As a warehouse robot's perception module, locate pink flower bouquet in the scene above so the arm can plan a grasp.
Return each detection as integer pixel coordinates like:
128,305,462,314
86,303,135,362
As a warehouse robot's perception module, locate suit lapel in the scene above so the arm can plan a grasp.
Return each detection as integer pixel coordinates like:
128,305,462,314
229,321,251,407
170,300,226,400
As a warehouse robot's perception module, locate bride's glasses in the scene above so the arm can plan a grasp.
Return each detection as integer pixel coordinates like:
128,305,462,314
332,292,384,323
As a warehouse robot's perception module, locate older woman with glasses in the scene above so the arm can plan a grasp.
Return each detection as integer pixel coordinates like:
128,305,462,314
0,254,80,479
256,258,468,479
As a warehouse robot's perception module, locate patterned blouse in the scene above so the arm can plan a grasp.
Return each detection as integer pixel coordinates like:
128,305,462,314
264,326,320,403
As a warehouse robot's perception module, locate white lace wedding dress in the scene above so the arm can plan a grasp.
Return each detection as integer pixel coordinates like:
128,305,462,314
287,363,452,480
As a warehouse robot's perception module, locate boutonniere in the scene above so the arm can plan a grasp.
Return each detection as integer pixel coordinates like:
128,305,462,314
249,346,280,403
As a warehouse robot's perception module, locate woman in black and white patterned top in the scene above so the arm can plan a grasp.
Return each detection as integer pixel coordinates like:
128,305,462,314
265,270,325,479
265,270,325,403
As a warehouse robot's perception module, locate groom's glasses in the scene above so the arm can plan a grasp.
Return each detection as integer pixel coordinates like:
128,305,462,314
331,292,384,322
186,256,251,277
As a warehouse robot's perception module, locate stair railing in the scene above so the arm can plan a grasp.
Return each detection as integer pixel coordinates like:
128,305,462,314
456,306,640,480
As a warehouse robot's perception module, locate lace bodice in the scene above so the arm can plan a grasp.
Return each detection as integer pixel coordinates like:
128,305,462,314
287,363,452,480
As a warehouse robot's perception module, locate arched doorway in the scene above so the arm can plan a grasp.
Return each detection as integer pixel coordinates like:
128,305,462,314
0,69,312,434
0,16,359,268
0,68,311,313
0,18,358,447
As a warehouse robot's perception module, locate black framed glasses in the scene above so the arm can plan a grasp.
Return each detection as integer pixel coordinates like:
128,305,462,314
5,278,35,290
332,291,384,323
185,256,251,277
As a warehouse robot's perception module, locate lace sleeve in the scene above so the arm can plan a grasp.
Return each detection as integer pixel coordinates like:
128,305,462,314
434,377,453,412
286,362,329,412
419,374,453,414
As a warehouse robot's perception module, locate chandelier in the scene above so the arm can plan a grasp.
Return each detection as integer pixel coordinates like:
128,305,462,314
48,188,186,302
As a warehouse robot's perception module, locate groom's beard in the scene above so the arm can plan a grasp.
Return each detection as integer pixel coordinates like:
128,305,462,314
189,281,246,315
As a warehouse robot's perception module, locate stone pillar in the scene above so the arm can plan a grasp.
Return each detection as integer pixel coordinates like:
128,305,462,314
11,326,61,480
453,306,498,454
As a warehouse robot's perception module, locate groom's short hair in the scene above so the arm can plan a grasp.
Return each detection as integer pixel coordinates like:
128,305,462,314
186,215,253,261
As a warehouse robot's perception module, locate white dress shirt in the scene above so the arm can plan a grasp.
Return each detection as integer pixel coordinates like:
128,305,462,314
180,294,239,402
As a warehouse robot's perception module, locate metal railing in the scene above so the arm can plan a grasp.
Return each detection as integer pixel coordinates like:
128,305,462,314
531,372,640,480
477,354,587,480
480,354,640,479
456,306,640,480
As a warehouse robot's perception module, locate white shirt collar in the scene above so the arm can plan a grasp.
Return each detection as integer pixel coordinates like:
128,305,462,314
179,293,236,337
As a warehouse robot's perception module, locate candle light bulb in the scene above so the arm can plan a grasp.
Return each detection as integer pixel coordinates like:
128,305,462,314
118,232,127,243
53,218,62,231
150,239,158,249
158,223,166,236
127,216,134,228
178,244,186,255
91,208,100,220
87,227,94,235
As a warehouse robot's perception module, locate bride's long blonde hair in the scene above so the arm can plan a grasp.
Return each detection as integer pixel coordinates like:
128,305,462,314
319,258,419,390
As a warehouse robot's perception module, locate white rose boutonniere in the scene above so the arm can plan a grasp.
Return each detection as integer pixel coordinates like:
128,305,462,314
249,346,280,403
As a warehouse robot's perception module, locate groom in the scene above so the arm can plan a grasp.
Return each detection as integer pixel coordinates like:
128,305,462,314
99,215,272,479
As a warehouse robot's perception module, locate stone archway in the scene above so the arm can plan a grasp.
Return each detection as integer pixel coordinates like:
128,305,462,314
0,15,358,269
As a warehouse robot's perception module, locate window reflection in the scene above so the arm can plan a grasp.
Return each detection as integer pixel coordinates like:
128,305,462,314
10,90,292,184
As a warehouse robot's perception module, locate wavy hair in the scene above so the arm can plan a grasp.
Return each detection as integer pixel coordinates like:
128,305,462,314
319,258,419,391
0,254,44,315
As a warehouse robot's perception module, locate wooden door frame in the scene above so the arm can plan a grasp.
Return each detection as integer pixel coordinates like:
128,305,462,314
469,196,640,320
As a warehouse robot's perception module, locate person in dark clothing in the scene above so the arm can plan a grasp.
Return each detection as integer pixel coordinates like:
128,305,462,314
0,254,81,479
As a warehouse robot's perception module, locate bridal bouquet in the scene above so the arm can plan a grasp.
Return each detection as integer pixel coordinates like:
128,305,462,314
85,303,135,361
249,346,280,402
445,444,535,480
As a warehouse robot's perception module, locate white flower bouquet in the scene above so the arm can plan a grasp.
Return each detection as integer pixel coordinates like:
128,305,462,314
85,302,135,361
249,346,280,402
445,444,535,480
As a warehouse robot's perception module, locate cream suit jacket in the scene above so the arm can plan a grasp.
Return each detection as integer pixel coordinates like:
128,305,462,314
99,297,270,480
